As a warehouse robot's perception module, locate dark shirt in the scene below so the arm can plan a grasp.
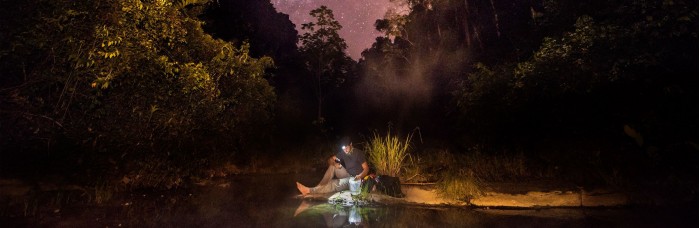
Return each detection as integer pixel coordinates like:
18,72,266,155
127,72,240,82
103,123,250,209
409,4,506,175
335,148,366,176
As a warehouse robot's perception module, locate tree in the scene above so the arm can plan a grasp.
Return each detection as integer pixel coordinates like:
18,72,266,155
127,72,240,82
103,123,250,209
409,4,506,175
450,0,697,142
298,6,355,129
0,0,276,188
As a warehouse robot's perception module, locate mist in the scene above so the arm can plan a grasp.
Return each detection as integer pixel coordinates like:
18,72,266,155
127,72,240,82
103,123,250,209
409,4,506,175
353,37,470,135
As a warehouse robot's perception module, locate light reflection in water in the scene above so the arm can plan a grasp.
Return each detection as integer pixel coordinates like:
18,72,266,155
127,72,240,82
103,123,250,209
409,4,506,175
292,201,480,227
293,202,367,227
5,175,692,227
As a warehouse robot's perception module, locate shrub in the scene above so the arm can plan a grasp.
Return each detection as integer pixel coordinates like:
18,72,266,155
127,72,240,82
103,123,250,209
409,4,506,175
0,0,276,189
366,130,412,177
436,169,482,202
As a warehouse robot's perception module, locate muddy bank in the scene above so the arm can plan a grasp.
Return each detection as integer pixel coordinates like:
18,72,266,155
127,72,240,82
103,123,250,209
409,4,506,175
299,180,690,208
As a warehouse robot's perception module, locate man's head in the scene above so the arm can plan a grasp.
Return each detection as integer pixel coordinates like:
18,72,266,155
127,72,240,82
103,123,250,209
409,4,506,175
340,136,352,154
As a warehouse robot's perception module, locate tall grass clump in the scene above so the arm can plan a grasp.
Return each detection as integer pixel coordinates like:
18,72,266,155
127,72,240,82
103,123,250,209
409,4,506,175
436,169,483,202
367,130,412,177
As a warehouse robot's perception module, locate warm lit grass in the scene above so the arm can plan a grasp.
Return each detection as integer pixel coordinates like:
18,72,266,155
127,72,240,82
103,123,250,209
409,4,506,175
436,169,483,201
401,155,427,183
401,147,535,201
366,130,412,177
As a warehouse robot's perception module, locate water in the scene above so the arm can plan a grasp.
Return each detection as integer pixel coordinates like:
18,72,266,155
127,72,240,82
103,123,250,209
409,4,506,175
1,174,694,227
292,203,695,227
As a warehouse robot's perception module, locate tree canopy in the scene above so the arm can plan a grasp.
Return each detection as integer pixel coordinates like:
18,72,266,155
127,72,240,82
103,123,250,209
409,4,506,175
356,0,697,144
0,0,276,188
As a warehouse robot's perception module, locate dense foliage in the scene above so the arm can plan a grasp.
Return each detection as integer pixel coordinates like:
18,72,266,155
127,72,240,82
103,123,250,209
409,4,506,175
0,0,276,187
455,0,697,143
351,0,698,189
359,0,697,143
0,0,696,192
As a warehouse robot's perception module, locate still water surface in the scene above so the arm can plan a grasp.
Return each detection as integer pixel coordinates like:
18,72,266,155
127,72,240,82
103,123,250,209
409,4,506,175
4,174,694,227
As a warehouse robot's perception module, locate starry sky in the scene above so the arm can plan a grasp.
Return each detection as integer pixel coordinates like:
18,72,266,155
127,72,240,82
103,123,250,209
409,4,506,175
271,0,407,60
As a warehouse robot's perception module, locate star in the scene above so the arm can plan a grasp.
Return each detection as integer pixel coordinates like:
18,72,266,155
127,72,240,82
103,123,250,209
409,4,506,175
272,0,406,60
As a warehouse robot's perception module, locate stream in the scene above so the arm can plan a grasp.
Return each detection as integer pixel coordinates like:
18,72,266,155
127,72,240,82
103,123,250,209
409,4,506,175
1,174,694,227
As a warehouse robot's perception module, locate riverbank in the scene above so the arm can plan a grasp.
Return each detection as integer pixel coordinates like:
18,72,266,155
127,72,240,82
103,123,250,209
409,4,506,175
298,180,693,208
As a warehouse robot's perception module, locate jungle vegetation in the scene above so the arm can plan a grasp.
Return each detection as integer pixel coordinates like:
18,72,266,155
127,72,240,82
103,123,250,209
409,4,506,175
0,0,696,197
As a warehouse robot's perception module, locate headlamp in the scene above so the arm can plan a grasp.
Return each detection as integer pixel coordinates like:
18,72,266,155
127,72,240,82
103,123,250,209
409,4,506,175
341,145,346,150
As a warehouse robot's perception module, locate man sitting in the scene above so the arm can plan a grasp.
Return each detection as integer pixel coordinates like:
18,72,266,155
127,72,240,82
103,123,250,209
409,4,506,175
296,137,369,195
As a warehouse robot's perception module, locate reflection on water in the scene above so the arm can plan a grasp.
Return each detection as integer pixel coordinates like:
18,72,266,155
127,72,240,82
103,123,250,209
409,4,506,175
292,201,696,228
1,174,695,227
294,203,364,227
292,202,482,227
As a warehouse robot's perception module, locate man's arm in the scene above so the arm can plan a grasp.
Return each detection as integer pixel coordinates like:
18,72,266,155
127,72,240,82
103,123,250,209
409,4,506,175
355,162,370,180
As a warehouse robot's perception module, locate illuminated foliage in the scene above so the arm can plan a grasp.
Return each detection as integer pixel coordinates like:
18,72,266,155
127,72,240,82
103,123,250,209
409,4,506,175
0,0,275,187
366,130,413,177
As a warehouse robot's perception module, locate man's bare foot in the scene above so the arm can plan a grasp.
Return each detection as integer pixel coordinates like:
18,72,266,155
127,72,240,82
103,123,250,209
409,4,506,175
296,182,310,196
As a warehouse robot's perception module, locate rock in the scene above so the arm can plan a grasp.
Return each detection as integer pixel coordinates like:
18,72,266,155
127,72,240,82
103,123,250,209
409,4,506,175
327,191,369,206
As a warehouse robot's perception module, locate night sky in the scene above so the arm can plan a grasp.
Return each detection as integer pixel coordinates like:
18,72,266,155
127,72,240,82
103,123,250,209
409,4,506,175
271,0,407,60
